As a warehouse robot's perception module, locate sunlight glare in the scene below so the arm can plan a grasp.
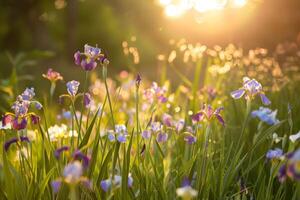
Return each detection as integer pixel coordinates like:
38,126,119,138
233,0,247,7
159,0,249,18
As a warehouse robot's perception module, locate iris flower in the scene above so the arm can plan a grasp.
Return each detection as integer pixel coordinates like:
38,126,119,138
2,88,41,130
251,107,279,125
231,77,271,105
192,104,225,126
100,174,133,192
51,161,91,193
74,44,108,71
176,178,198,200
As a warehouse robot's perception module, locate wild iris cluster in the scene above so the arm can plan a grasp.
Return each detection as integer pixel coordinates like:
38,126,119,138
2,88,41,130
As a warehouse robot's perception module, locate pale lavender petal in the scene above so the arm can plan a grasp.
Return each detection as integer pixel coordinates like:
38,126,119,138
260,93,271,105
230,89,245,99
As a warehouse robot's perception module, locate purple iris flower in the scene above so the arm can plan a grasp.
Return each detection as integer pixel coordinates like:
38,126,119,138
4,136,30,151
278,164,287,183
66,80,80,96
266,148,283,160
156,132,168,143
21,88,35,101
34,102,43,110
192,105,225,126
141,130,151,139
231,77,271,105
184,134,197,145
100,175,133,192
54,146,70,159
251,107,279,125
12,99,30,117
12,118,27,130
74,44,105,71
84,93,92,108
51,180,62,194
30,114,40,125
162,113,173,127
73,150,90,168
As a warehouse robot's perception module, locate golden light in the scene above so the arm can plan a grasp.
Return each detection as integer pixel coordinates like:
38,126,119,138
158,0,249,18
232,0,247,7
165,5,184,18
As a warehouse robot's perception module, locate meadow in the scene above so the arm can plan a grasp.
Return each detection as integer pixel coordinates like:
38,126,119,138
1,40,300,200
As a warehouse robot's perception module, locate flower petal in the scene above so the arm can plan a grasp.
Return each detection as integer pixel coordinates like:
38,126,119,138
215,114,225,126
230,89,245,99
260,93,271,105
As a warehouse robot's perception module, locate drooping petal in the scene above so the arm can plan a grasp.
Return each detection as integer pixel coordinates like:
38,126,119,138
260,93,271,105
100,179,112,192
191,112,205,122
141,130,151,139
117,134,127,143
54,146,70,159
51,180,62,194
156,132,168,143
30,114,40,125
12,118,27,130
84,93,92,108
266,148,283,160
81,59,97,71
74,51,81,65
214,114,225,126
73,150,90,168
230,89,245,99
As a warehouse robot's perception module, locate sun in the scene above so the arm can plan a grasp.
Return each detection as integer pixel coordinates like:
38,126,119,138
158,0,249,18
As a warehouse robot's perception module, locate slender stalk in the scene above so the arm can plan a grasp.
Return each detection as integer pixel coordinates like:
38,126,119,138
79,71,89,140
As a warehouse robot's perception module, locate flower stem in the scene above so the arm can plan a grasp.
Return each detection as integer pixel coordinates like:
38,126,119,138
79,71,89,140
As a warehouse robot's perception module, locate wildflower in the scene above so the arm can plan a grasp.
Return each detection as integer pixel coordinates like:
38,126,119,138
51,180,62,194
278,164,287,183
143,82,168,104
12,118,27,130
174,119,185,132
176,178,198,200
66,80,80,96
184,133,197,144
21,88,35,101
100,174,133,192
156,132,168,142
266,148,283,160
231,77,271,105
150,122,162,133
83,93,92,108
192,105,225,126
107,125,128,143
286,149,300,181
162,113,173,127
251,107,279,125
141,130,151,139
48,124,77,141
52,161,91,193
42,68,63,82
289,131,300,143
74,44,106,71
73,150,90,168
54,146,70,159
4,136,30,151
63,161,83,183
